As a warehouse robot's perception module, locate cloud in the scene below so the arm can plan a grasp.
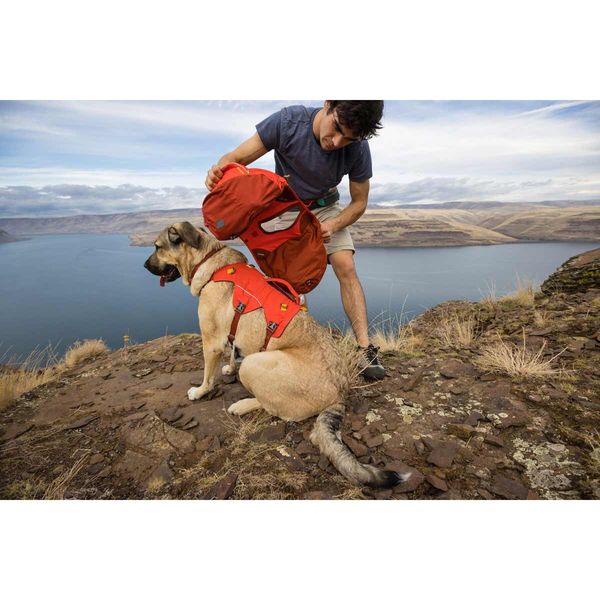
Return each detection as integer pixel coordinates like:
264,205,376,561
1,100,599,216
3,175,599,218
0,184,204,217
366,176,600,205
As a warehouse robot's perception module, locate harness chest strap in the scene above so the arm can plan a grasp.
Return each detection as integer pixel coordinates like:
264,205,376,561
210,263,305,352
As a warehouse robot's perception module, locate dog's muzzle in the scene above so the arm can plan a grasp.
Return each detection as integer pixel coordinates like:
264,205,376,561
144,259,181,286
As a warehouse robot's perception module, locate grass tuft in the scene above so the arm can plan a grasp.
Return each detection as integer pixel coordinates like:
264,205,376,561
435,312,478,349
0,344,61,411
64,339,109,368
474,331,565,378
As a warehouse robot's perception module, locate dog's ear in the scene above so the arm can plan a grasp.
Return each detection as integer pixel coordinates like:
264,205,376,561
168,222,202,248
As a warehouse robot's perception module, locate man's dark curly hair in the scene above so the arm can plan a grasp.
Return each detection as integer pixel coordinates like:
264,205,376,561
327,100,384,140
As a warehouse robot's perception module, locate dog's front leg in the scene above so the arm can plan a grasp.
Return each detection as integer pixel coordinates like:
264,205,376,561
187,340,224,401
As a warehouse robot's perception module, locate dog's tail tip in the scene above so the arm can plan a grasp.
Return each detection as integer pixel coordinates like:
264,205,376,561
377,469,412,489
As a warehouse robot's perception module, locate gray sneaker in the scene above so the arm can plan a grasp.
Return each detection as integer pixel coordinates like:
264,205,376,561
359,344,385,380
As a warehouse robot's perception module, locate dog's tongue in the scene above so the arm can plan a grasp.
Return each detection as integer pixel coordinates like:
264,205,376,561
160,276,166,287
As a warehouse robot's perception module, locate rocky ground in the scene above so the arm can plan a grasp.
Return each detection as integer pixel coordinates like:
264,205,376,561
1,251,599,500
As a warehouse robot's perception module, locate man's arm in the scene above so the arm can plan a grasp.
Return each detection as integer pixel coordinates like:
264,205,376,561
205,132,269,190
320,179,369,243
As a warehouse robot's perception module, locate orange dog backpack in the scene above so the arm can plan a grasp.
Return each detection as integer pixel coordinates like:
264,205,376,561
202,163,327,294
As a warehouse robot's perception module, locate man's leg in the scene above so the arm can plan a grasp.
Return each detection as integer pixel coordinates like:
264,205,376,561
328,250,369,347
329,250,385,380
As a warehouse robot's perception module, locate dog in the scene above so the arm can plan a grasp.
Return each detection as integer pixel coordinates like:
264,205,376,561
144,222,409,488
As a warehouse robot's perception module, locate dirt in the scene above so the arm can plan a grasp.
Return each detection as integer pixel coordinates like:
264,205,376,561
1,268,599,500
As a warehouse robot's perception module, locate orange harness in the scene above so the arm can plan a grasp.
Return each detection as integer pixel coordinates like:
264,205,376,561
210,262,305,351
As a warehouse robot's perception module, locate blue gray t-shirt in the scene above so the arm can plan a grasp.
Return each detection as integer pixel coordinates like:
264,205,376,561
255,105,372,201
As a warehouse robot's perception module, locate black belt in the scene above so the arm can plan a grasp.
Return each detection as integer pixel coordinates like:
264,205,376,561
288,189,339,212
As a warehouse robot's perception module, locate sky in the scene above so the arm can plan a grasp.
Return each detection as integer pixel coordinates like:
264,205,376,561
1,99,599,217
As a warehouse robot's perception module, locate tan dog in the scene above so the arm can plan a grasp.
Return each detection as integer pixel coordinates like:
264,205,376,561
144,222,409,488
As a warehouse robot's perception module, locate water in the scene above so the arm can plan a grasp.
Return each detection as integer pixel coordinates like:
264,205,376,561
0,234,596,361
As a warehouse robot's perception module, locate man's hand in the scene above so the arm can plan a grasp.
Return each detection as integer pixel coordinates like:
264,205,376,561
205,165,224,191
321,220,336,243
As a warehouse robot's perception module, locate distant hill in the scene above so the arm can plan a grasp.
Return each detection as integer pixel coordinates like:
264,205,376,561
0,228,27,245
1,200,599,248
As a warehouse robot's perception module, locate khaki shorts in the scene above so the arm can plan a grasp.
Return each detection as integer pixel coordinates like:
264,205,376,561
262,202,355,258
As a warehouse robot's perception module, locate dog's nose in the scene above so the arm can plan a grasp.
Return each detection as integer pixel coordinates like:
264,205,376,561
144,258,150,270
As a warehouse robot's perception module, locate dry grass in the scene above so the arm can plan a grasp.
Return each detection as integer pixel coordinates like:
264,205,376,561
370,320,423,355
63,339,109,368
436,312,478,349
480,280,499,309
533,308,551,327
328,326,364,389
583,430,600,468
480,277,538,309
0,344,61,411
43,453,90,499
500,277,537,308
474,332,565,378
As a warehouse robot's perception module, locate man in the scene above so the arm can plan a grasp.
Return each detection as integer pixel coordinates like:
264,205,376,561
205,100,385,380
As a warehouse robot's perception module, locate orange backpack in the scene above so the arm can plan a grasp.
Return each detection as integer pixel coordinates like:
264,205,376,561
202,163,327,294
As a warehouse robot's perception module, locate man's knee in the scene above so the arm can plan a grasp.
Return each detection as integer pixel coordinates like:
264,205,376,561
329,250,358,282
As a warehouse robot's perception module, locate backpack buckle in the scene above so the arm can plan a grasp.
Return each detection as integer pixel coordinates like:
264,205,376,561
235,302,246,313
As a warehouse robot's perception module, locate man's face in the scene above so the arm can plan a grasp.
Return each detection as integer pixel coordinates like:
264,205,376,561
318,103,360,151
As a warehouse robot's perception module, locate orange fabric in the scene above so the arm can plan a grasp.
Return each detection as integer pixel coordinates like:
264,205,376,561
211,263,303,349
202,163,327,294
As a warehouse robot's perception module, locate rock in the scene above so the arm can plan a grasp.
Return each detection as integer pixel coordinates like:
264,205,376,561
490,475,530,500
478,488,495,500
0,422,33,442
65,415,99,430
123,411,149,423
438,490,462,500
317,455,331,471
427,441,459,468
134,368,154,378
529,327,554,336
479,373,496,382
150,355,168,362
363,434,384,448
202,472,238,499
402,366,427,391
425,474,448,492
182,419,199,430
389,462,425,493
159,407,183,423
351,419,363,431
484,435,504,448
342,434,369,457
89,454,105,465
541,248,600,294
446,423,478,440
414,439,426,454
296,440,318,456
438,359,476,379
465,411,485,427
87,462,106,475
305,491,330,500
272,445,306,471
448,383,467,395
373,489,393,500
383,447,406,461
249,422,286,443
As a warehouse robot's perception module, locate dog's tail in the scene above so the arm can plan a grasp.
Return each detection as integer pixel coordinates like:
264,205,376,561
310,403,411,488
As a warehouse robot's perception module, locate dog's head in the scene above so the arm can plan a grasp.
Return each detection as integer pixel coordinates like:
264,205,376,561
144,221,208,285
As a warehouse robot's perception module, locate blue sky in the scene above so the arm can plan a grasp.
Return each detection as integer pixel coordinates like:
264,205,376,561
1,100,599,217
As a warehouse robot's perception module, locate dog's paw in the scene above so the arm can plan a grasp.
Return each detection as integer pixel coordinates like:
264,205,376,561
187,386,204,401
221,365,235,376
227,397,261,416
